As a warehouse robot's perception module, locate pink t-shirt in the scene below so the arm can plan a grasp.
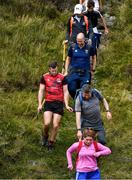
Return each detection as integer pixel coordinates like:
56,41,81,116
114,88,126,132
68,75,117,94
66,140,111,172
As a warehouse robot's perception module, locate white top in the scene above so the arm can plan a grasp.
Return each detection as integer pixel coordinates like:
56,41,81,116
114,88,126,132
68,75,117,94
82,0,99,11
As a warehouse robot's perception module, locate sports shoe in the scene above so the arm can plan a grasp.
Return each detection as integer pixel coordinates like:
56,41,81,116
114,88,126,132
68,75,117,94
47,141,54,152
41,136,48,147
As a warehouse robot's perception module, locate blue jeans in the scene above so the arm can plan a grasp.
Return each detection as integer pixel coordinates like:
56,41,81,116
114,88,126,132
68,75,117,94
76,169,101,180
67,71,91,99
92,33,101,54
81,121,106,145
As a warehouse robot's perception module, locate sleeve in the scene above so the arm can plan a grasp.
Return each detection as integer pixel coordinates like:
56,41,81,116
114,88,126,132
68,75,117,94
95,143,112,157
75,94,82,112
39,75,45,85
92,89,104,101
62,76,67,85
67,46,73,58
66,142,79,167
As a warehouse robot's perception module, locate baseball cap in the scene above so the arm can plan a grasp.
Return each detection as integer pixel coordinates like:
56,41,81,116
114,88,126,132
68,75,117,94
74,4,83,14
48,61,58,68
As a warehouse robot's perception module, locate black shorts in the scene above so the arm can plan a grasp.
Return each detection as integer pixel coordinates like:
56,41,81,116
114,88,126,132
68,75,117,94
44,101,64,115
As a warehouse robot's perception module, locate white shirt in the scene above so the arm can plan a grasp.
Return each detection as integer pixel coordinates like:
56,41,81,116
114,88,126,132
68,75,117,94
74,15,81,22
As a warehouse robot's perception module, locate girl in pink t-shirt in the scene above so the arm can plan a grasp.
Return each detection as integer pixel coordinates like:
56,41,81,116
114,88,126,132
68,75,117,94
66,128,111,179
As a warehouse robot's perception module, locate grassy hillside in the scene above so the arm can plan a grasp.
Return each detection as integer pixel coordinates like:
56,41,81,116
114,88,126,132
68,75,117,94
0,0,132,179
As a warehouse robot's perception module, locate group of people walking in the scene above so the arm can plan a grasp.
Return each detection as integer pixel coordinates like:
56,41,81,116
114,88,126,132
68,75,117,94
38,0,112,179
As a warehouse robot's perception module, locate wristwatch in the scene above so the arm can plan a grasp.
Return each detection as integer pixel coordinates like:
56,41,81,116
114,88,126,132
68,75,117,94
106,110,111,112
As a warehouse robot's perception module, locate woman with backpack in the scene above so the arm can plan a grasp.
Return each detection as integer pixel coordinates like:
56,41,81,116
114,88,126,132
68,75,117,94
66,128,111,180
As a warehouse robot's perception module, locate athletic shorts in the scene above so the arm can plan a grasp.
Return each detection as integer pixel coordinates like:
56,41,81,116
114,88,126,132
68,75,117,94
76,169,101,180
44,101,64,115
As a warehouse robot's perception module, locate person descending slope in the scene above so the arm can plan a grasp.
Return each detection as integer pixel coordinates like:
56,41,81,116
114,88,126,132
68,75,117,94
64,33,96,99
63,4,93,45
66,128,111,180
38,61,73,151
80,0,103,12
75,84,112,144
83,0,108,67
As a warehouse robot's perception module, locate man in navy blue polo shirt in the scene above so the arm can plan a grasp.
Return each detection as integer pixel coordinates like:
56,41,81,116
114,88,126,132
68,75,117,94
64,33,95,99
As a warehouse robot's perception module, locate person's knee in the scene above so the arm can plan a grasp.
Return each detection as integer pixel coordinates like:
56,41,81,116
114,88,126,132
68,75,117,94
44,123,50,129
52,124,60,131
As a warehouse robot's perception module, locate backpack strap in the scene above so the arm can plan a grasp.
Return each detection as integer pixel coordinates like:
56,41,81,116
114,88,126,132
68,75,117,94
74,90,83,111
79,92,83,107
84,15,89,33
93,141,99,152
76,140,83,162
70,17,74,37
70,16,88,37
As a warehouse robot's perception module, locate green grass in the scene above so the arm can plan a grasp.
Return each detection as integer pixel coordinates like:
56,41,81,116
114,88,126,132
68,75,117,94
0,0,132,179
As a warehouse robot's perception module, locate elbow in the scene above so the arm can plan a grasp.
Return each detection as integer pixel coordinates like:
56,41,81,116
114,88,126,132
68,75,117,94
66,150,71,159
109,148,112,154
107,148,112,155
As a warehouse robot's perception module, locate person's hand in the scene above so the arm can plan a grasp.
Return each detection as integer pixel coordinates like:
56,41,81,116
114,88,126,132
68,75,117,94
106,111,112,120
37,105,43,113
85,38,92,46
104,28,109,34
77,130,82,141
66,105,73,112
68,165,73,171
63,40,68,45
88,39,92,46
93,152,100,158
63,72,68,76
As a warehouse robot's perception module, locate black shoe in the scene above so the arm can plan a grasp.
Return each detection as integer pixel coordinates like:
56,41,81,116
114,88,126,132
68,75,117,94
41,136,48,147
47,141,54,152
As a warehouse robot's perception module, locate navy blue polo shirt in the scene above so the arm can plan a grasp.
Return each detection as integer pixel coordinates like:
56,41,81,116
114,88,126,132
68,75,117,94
68,43,94,71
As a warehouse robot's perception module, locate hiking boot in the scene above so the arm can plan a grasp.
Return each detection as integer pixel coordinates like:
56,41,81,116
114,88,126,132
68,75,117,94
47,141,55,152
41,136,48,147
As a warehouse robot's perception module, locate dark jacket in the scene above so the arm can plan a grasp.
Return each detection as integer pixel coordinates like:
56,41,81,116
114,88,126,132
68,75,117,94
66,15,93,43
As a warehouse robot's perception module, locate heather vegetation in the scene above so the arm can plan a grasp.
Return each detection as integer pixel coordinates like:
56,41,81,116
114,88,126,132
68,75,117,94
0,0,132,179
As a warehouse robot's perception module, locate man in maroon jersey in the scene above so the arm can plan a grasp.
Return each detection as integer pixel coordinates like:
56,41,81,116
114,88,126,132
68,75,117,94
38,61,73,151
